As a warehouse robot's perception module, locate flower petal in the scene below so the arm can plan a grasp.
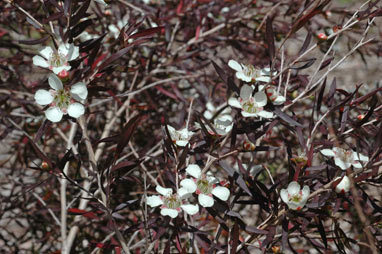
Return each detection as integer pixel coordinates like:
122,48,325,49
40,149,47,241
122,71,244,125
211,186,230,201
35,89,54,105
335,176,350,193
203,111,213,120
181,204,199,215
301,185,310,202
320,149,335,157
198,194,214,207
254,91,267,107
352,161,362,169
156,185,172,196
236,72,251,82
39,46,53,59
255,76,271,83
146,195,163,207
280,189,289,204
228,97,242,109
32,56,49,68
185,164,202,179
67,103,85,118
70,82,88,101
45,107,64,122
68,44,79,61
257,110,274,119
175,140,188,147
228,60,242,72
287,181,300,196
240,85,253,101
48,74,63,91
160,208,178,218
180,178,197,193
206,102,215,112
241,111,258,118
334,157,350,170
273,95,286,105
353,152,369,162
178,188,192,199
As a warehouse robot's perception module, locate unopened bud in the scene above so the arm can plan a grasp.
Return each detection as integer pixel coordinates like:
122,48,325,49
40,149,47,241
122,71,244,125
243,140,256,151
317,33,328,40
58,70,69,81
357,114,364,120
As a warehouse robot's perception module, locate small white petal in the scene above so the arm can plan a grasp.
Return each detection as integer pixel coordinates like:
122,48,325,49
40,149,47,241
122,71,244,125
301,185,310,202
39,46,53,59
320,149,335,157
280,189,289,204
254,91,267,107
206,102,215,111
160,208,178,218
185,164,202,179
67,103,85,118
45,107,64,122
203,111,213,120
287,202,302,210
228,97,242,109
353,152,369,162
240,85,253,101
257,110,274,119
166,125,175,134
35,89,54,105
67,44,79,61
156,185,172,196
48,74,63,91
32,56,49,68
70,82,88,100
198,194,214,207
211,186,230,201
273,96,286,105
178,188,192,199
334,158,350,170
241,111,258,118
175,140,188,147
178,128,193,139
180,178,197,193
352,161,363,169
181,204,199,215
236,72,251,82
228,60,243,72
58,44,69,56
255,76,271,83
287,181,300,196
52,65,71,75
335,176,350,193
146,195,163,207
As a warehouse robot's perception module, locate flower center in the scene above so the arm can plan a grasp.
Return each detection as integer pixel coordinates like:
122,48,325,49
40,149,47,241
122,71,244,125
290,194,302,203
337,148,354,163
163,194,182,209
242,64,260,79
241,98,261,114
49,52,66,68
53,89,71,109
197,178,213,194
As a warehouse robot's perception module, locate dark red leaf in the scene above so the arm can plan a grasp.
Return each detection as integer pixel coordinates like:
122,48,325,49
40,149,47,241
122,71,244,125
266,17,275,60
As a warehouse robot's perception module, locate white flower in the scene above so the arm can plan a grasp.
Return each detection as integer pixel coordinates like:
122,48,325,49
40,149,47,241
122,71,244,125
108,15,129,39
203,102,231,120
228,60,274,83
167,125,194,147
334,176,350,194
146,185,199,218
320,147,369,170
32,44,79,75
280,181,310,210
180,164,230,208
34,74,87,122
264,86,286,105
228,85,273,118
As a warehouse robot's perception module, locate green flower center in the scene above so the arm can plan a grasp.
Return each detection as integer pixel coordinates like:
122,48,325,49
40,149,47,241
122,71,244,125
53,89,71,109
242,64,260,78
290,194,302,203
49,52,66,68
163,195,182,209
197,178,213,194
337,148,354,163
242,99,261,114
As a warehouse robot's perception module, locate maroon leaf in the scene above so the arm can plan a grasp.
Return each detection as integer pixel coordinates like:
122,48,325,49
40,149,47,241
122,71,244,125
129,26,164,40
266,17,275,60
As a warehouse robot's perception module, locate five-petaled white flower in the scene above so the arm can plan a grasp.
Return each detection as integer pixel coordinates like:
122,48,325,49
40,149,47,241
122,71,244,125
180,164,230,207
228,85,273,118
146,185,199,218
280,181,310,210
228,60,274,83
334,176,350,194
167,125,194,147
34,74,88,122
33,44,79,75
320,147,369,170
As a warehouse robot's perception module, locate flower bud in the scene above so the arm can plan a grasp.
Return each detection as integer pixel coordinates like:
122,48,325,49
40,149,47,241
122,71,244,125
58,70,69,81
335,176,350,194
317,33,328,40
